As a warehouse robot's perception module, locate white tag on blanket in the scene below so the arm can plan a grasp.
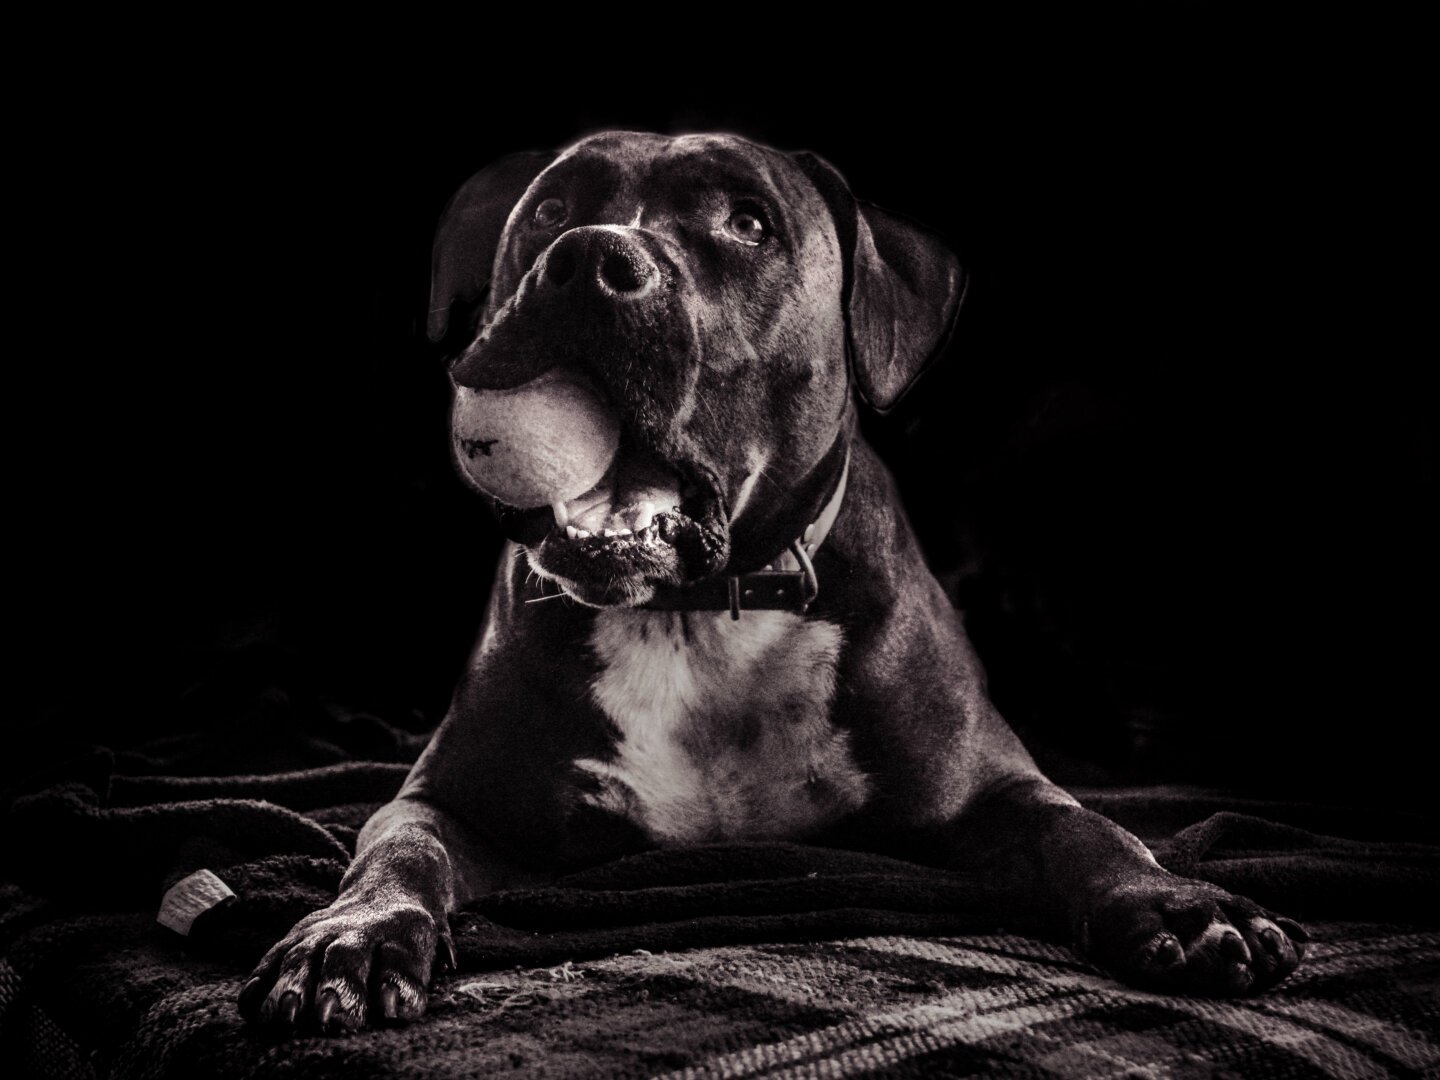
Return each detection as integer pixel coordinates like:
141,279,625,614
157,869,236,936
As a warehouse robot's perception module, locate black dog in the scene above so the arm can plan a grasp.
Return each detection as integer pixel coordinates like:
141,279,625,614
240,131,1305,1033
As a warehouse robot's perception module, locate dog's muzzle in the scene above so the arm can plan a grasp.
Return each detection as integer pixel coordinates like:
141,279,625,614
539,227,661,303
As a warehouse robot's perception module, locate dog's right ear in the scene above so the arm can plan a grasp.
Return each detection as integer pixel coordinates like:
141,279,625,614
428,151,556,350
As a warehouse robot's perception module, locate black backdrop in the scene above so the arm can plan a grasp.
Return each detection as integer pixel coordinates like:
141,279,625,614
15,16,1429,806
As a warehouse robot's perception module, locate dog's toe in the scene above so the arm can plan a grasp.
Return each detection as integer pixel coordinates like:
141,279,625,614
258,940,325,1030
373,940,430,1023
1244,915,1305,981
1182,920,1256,994
1135,930,1186,978
315,933,372,1033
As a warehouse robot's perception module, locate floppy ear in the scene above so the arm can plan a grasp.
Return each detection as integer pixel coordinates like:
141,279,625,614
427,150,556,348
792,151,967,413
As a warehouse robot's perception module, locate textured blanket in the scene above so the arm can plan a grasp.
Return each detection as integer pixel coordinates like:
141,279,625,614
3,756,1438,1077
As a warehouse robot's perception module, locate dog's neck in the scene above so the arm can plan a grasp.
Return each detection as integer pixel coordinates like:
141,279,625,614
643,436,850,619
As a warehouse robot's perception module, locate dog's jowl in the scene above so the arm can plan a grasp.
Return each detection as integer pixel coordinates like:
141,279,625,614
239,132,1306,1034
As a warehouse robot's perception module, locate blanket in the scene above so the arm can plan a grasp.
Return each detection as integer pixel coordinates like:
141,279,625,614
3,754,1438,1077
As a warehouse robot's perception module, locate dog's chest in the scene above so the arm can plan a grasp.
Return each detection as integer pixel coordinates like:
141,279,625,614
578,609,870,845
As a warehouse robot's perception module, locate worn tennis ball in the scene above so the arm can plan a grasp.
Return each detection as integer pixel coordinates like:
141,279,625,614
451,369,620,509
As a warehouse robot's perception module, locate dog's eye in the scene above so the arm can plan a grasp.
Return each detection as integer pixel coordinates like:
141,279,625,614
534,198,568,229
724,209,768,245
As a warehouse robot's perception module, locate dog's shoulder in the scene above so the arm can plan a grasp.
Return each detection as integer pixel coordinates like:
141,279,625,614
577,608,870,844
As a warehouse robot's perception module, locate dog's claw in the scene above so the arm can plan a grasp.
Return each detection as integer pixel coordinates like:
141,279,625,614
1142,931,1185,974
1218,928,1250,962
316,988,340,1032
1222,961,1255,994
380,983,400,1020
278,990,300,1027
1276,917,1311,945
441,933,458,973
238,977,265,1018
1257,925,1283,957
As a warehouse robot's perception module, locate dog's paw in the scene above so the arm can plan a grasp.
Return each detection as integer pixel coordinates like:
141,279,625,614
1078,873,1307,996
237,896,455,1035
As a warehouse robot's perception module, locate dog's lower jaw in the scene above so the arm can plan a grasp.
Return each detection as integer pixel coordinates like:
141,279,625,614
527,554,660,608
524,505,732,608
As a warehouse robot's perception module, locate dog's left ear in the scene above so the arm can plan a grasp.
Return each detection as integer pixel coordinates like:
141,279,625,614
428,150,557,350
793,151,967,413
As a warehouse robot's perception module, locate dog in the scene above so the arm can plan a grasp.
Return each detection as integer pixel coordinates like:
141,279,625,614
239,131,1306,1033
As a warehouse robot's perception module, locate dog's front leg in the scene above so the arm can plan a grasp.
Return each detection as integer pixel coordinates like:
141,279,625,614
237,796,523,1033
953,777,1308,996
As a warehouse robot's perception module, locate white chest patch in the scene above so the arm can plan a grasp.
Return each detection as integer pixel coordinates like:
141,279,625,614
580,608,870,845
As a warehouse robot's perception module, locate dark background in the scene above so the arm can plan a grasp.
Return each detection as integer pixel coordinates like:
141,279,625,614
13,15,1429,805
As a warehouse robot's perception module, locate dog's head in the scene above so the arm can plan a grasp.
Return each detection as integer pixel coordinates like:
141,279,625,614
429,132,964,607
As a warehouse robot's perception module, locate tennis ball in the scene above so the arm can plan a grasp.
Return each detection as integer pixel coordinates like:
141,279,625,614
451,368,620,509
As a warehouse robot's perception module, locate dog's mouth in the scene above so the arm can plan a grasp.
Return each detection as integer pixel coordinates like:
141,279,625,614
494,444,729,607
552,450,688,538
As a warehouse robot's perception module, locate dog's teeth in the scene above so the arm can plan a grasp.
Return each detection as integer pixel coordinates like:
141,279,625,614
565,525,578,539
575,529,592,538
615,528,632,537
602,529,616,538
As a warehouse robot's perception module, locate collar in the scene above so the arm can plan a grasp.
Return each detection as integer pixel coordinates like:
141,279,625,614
641,447,850,619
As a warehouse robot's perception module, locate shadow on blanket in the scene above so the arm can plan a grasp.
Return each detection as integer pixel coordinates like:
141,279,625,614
3,724,1438,1077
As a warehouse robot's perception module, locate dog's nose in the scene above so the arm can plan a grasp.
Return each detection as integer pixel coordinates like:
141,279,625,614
540,227,660,301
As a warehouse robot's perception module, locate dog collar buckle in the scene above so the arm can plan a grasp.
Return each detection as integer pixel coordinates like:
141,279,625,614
646,454,843,619
724,541,821,619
